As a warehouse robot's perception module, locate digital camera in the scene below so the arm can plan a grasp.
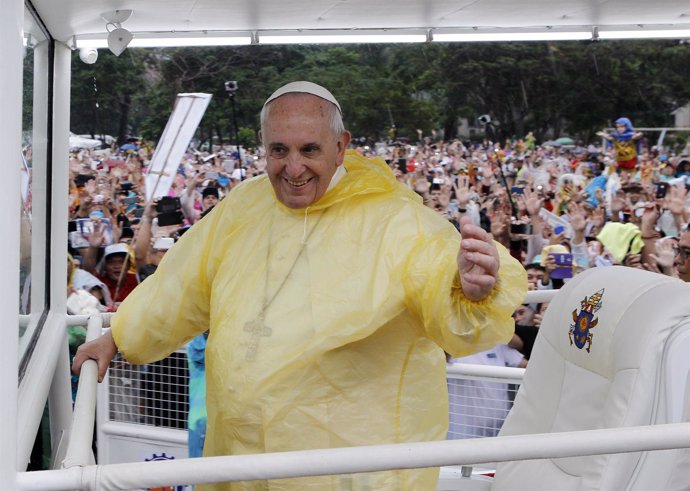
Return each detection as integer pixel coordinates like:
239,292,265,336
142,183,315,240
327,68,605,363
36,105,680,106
156,197,184,226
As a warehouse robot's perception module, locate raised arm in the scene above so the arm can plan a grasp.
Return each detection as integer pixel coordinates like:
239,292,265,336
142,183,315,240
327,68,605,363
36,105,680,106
596,130,614,142
180,172,206,224
131,200,157,266
82,221,107,275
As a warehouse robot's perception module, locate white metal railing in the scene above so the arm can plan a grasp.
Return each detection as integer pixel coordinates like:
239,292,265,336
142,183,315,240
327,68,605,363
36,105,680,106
15,422,690,490
447,363,525,384
61,315,103,469
100,421,188,445
523,289,557,304
447,364,523,441
66,313,113,327
104,349,189,428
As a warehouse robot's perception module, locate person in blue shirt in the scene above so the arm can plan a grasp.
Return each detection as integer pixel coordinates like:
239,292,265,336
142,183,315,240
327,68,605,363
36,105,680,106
186,332,208,457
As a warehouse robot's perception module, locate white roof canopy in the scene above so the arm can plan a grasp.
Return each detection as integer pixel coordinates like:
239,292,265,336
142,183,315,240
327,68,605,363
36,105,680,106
29,0,690,46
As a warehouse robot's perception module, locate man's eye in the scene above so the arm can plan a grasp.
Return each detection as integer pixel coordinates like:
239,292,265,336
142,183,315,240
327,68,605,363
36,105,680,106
271,148,287,157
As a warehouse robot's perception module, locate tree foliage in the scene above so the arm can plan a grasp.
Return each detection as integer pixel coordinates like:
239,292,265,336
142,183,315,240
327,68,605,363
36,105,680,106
69,40,690,146
71,49,148,143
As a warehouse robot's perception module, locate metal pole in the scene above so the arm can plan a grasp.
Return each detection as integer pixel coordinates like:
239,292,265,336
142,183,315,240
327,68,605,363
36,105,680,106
61,316,103,468
15,422,690,490
66,313,113,327
230,95,239,149
46,41,75,469
446,363,525,383
0,1,24,488
229,94,243,164
224,81,241,163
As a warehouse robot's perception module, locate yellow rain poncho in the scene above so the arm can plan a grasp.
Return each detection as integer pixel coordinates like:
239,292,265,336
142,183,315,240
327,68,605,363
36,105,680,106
112,150,526,490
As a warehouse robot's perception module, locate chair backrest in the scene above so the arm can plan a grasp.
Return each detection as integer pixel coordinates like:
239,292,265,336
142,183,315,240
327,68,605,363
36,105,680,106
492,266,690,491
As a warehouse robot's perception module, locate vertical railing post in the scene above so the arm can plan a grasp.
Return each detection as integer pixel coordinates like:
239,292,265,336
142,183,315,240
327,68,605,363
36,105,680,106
0,0,25,487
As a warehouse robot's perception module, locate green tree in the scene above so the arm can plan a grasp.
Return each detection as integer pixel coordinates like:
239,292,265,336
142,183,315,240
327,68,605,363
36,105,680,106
71,40,690,147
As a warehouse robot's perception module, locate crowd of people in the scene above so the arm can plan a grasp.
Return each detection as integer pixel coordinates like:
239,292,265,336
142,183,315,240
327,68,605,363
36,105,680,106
67,116,690,427
67,124,690,338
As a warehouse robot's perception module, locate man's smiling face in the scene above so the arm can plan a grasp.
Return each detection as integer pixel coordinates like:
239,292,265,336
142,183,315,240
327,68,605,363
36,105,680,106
262,93,350,209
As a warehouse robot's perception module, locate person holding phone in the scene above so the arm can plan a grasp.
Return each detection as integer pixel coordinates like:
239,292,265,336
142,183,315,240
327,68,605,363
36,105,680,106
73,81,526,491
180,170,221,225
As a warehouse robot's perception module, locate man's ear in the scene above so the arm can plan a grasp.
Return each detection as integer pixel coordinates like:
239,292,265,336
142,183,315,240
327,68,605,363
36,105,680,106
335,131,352,166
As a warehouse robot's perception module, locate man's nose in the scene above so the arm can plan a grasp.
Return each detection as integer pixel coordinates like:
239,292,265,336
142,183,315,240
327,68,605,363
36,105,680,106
284,153,306,178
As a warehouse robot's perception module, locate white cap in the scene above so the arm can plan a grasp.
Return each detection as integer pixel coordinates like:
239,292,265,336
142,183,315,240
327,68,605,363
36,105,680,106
263,81,341,113
103,243,131,259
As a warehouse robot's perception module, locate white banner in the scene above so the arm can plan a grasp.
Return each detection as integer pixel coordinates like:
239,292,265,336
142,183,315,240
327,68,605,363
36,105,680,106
145,93,212,202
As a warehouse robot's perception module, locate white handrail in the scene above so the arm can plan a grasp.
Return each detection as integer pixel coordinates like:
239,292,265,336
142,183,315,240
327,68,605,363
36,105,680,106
447,363,525,383
523,289,556,304
61,315,103,468
66,313,113,327
15,422,690,490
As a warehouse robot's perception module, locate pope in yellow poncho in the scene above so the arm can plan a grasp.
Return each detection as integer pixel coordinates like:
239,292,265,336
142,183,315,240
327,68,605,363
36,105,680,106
106,83,526,490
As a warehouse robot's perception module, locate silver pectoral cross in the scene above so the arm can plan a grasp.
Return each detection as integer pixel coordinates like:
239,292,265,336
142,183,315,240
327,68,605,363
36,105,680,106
243,315,273,360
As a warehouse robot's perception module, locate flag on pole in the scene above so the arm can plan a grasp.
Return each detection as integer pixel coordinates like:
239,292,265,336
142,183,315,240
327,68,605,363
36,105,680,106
145,93,212,202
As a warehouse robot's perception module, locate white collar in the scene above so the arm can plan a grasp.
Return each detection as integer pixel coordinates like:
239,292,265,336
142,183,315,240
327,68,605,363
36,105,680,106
326,165,347,193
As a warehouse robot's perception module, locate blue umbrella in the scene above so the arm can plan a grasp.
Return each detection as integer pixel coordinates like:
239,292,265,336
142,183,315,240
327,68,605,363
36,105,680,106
119,143,137,151
555,137,575,146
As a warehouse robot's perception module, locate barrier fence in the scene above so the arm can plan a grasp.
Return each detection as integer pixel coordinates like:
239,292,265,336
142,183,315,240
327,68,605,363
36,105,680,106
100,352,527,448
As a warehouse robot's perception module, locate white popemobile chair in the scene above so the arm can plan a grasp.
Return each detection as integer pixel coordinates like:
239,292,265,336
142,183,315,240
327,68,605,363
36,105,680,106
439,266,690,491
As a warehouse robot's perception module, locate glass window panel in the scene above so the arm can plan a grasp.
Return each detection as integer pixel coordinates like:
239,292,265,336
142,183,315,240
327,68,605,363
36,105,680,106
19,4,48,363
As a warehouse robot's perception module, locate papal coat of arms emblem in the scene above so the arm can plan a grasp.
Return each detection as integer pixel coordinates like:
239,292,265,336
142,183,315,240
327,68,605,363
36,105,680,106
569,288,605,352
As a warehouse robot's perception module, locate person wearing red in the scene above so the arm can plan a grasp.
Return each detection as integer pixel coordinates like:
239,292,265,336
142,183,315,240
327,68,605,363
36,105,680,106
96,244,139,305
597,117,643,173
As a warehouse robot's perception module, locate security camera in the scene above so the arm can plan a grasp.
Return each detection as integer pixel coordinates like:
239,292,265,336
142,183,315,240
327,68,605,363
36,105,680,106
224,81,239,93
477,114,492,125
79,47,98,64
107,27,133,56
